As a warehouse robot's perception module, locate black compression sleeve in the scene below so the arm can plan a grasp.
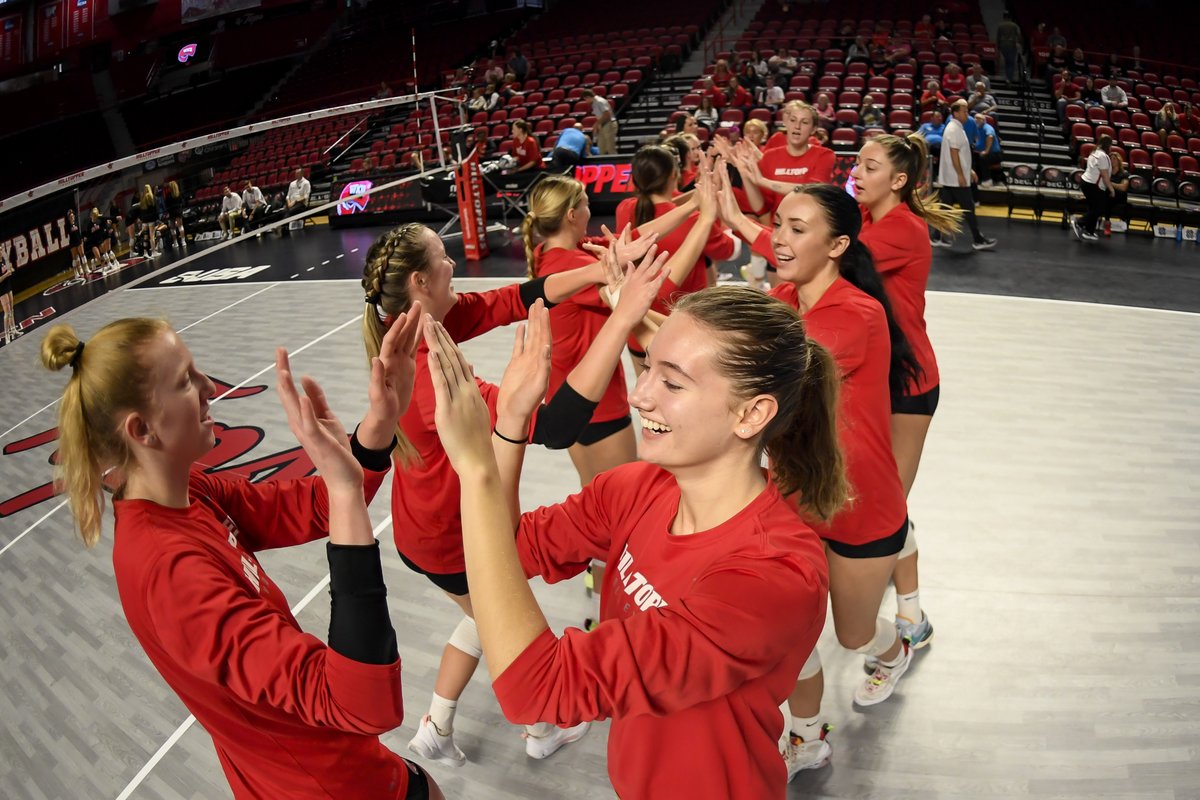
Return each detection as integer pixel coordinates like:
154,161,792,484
518,276,558,309
327,541,399,665
530,382,600,450
350,425,397,472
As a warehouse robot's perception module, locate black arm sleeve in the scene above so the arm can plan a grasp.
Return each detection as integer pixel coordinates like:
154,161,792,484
530,381,600,450
327,541,399,665
350,425,397,472
518,276,558,310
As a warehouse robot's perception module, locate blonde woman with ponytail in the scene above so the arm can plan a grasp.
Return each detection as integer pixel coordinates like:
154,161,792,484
39,314,451,800
849,132,963,664
360,221,663,764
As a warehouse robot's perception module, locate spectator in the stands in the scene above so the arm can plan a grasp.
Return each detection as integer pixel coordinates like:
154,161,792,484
1101,81,1128,110
702,77,727,109
218,186,242,240
510,119,544,172
1130,45,1144,71
549,122,591,171
995,11,1022,82
1029,22,1049,52
1156,102,1179,146
768,47,796,80
727,76,754,111
868,45,893,78
1046,27,1067,51
1066,47,1088,75
846,36,870,64
969,83,999,116
664,112,699,139
1055,71,1081,124
743,118,769,151
468,86,490,112
712,59,732,87
483,62,504,85
499,74,524,101
921,80,948,114
760,75,784,111
1104,53,1124,79
915,14,934,37
749,50,769,81
1079,77,1102,107
856,94,885,134
942,63,967,96
917,109,946,148
814,92,836,132
1045,45,1068,82
968,63,991,92
738,60,761,96
974,113,1003,186
287,168,311,213
508,49,529,82
695,94,719,131
1180,103,1200,136
581,89,617,155
241,180,266,233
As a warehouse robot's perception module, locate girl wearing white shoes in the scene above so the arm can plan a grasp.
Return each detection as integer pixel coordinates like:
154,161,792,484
713,169,920,777
850,134,962,662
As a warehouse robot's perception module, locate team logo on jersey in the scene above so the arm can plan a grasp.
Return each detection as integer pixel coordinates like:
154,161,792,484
337,181,373,215
615,544,669,613
240,555,261,593
774,167,811,177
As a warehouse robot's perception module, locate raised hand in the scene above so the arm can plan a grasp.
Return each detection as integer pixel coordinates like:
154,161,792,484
714,155,744,225
369,300,424,425
276,349,363,490
424,316,495,473
496,299,553,425
611,245,670,328
611,223,659,267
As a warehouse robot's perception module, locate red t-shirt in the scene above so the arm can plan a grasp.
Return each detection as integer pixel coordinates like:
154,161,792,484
730,84,754,108
113,469,409,800
752,144,837,215
512,134,543,169
705,85,727,108
615,196,736,304
860,203,940,396
765,130,787,150
494,461,828,800
394,285,530,573
534,242,630,425
942,73,966,94
765,267,907,544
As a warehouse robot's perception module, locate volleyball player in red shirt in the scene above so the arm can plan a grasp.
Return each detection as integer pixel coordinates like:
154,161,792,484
359,222,661,764
40,310,446,800
714,166,922,777
850,133,962,663
510,119,543,172
425,255,847,798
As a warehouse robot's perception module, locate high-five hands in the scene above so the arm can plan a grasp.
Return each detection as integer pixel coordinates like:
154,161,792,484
275,349,362,489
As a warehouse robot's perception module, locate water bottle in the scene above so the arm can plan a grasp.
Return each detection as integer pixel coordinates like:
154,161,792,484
1177,222,1184,244
1104,218,1111,236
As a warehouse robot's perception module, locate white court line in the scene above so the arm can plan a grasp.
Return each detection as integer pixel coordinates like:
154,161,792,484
0,283,282,441
114,515,392,800
927,289,1200,317
0,499,69,560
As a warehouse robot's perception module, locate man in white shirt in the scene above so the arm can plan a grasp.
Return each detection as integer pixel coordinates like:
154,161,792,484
286,169,311,212
218,186,243,239
241,181,266,233
582,89,617,155
936,100,997,251
1101,82,1128,109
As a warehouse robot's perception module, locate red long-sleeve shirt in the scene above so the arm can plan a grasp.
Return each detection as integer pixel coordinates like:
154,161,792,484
393,285,530,573
614,197,736,305
493,461,828,799
747,145,837,215
860,203,940,396
113,468,409,800
766,268,908,544
512,134,543,169
533,242,630,425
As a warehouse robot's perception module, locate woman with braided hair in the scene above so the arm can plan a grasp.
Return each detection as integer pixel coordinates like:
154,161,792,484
360,222,665,765
848,133,962,669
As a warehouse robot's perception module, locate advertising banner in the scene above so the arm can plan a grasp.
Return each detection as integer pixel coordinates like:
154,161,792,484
37,1,63,62
0,13,23,71
456,149,489,261
0,189,77,295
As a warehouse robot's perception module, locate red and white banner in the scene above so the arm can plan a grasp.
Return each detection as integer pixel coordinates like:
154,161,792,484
455,148,489,261
0,13,23,70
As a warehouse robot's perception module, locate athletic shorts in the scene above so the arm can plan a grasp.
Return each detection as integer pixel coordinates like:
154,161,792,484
824,517,909,559
402,758,431,799
891,384,940,416
399,550,469,597
576,415,632,446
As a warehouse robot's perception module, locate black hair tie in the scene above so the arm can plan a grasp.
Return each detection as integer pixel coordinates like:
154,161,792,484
69,342,85,369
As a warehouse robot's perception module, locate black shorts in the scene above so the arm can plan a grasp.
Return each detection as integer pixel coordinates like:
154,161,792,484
402,758,431,800
399,550,469,596
576,415,632,446
825,517,909,559
891,384,940,416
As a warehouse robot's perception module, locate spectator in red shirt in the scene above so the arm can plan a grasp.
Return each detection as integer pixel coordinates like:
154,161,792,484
40,313,447,800
702,76,727,108
941,63,967,95
510,119,543,172
920,79,948,114
712,57,733,87
727,76,754,110
1055,69,1082,124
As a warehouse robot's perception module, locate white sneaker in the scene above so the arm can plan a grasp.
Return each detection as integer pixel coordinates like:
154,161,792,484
784,724,832,780
854,640,912,707
523,721,590,759
407,715,466,767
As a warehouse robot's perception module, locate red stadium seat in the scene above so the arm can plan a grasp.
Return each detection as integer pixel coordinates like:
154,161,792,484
1141,131,1163,152
888,110,913,130
1167,134,1188,155
1128,148,1152,175
891,92,913,111
838,91,862,109
1152,150,1176,177
1179,155,1200,181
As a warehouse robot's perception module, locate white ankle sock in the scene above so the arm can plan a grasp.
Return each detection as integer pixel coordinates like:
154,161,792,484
429,693,458,735
879,641,908,670
525,722,555,738
896,590,921,624
790,714,822,741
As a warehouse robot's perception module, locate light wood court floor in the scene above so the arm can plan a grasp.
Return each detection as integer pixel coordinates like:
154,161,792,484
0,272,1197,799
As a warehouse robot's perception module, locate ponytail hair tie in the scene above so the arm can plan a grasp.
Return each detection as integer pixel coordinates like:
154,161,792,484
70,341,85,369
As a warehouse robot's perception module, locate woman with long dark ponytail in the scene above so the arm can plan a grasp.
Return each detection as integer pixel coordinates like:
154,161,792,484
714,167,918,778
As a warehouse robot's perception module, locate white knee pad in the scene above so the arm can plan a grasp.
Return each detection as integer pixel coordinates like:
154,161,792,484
748,253,768,279
448,616,482,659
853,616,899,657
798,645,822,680
898,522,918,559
